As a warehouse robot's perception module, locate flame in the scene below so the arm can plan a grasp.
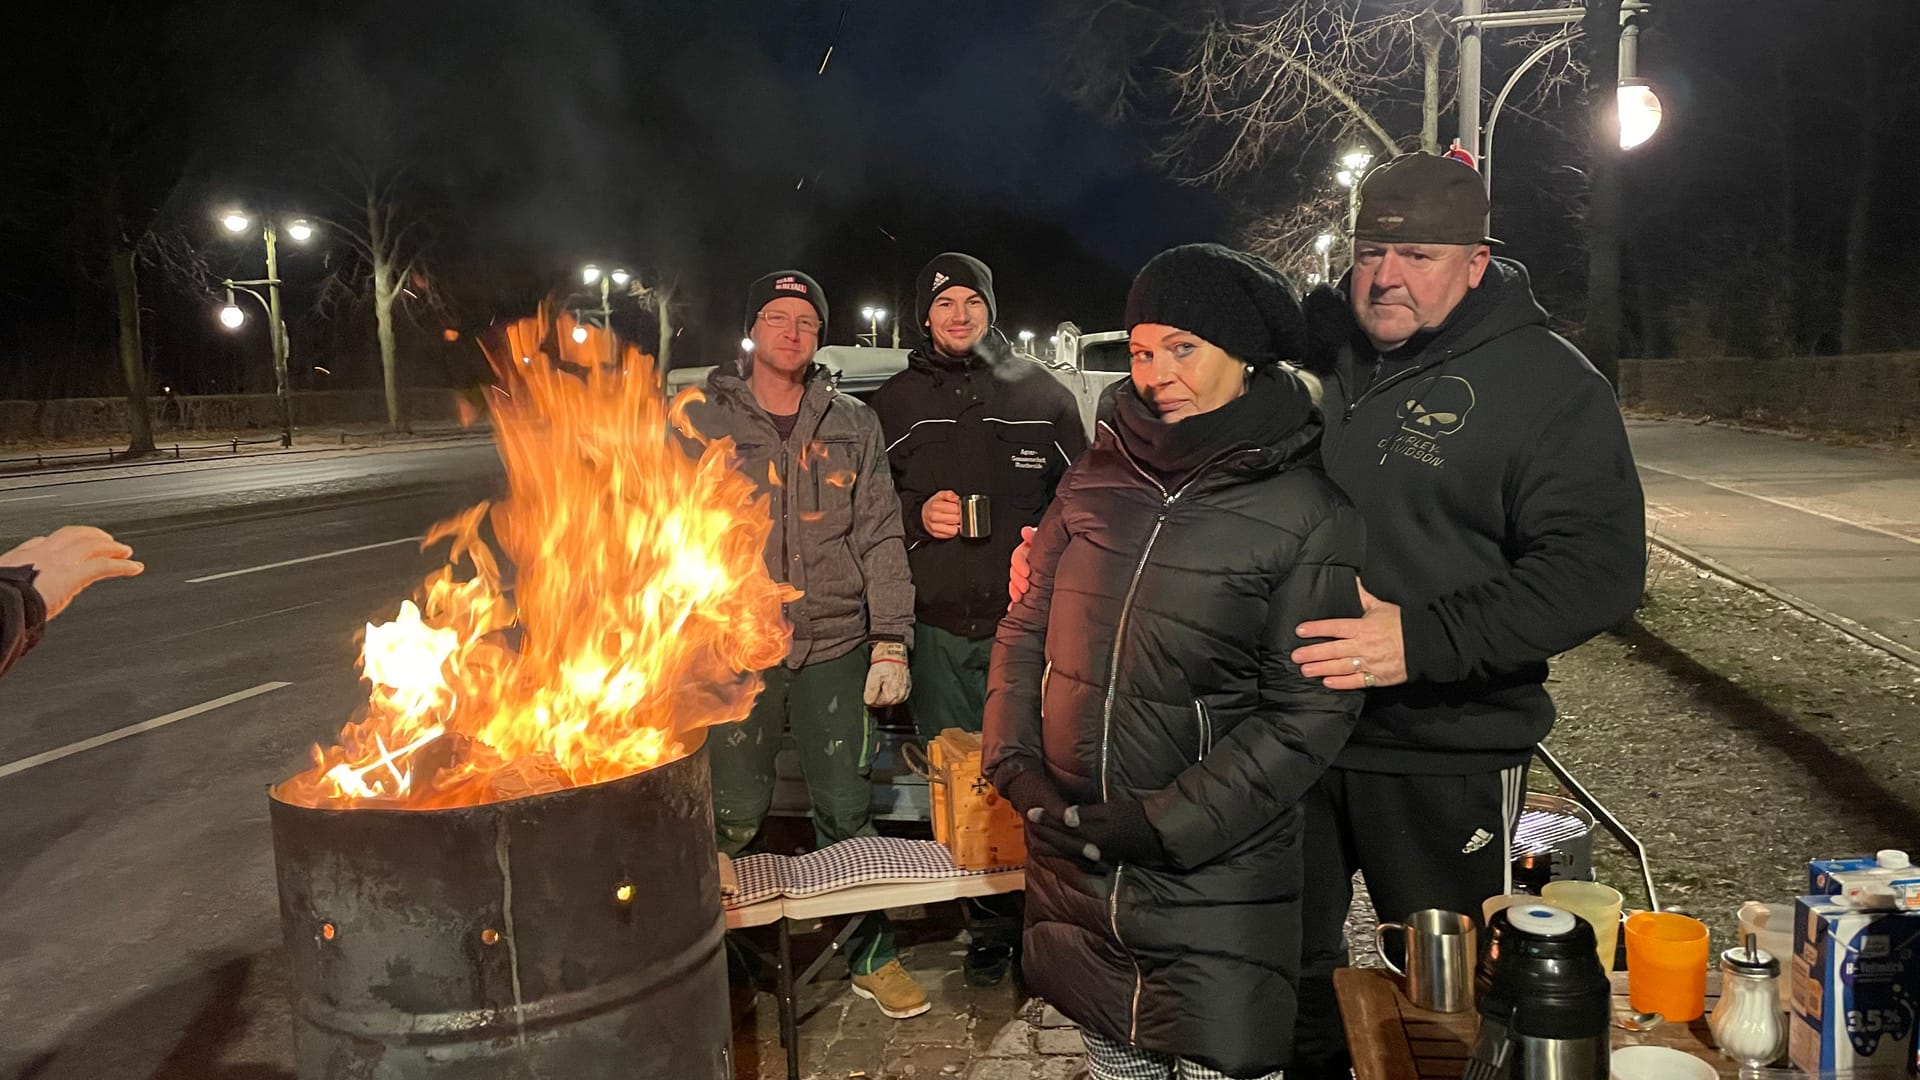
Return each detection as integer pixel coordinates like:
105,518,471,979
276,311,798,810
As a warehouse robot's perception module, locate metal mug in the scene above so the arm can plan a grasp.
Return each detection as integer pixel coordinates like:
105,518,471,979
960,494,991,539
1374,908,1477,1013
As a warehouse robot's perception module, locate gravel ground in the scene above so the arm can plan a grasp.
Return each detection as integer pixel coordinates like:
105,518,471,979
1522,544,1920,948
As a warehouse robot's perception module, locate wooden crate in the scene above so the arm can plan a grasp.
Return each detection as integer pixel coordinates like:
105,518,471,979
927,728,1027,870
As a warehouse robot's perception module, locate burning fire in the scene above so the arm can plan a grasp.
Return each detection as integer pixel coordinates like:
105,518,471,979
276,312,797,810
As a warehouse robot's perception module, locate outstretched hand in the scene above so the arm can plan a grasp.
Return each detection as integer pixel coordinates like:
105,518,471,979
0,525,144,621
1291,578,1406,691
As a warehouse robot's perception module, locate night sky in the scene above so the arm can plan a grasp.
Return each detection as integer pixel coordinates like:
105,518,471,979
1,0,1915,400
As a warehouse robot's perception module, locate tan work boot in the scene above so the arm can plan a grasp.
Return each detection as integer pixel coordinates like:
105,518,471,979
850,959,930,1018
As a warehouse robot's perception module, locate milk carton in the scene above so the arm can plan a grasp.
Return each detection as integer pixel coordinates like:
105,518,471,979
1789,895,1920,1075
1810,851,1920,912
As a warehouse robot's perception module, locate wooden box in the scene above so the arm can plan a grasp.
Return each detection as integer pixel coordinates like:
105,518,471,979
927,728,1027,871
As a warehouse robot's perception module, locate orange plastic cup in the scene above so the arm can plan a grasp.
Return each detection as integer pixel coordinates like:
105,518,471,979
1624,912,1709,1021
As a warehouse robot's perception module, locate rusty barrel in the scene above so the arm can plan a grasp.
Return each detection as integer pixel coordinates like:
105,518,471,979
269,742,729,1079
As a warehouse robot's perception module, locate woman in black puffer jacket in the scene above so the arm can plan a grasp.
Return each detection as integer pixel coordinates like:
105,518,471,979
983,244,1366,1080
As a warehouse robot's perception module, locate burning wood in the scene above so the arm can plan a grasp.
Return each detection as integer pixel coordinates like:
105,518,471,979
276,311,798,810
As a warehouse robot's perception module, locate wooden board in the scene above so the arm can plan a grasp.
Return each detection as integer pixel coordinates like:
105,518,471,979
1335,968,1740,1080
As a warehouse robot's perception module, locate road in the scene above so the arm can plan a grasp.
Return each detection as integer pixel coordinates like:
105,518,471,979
1629,418,1920,662
0,422,1916,1077
0,443,501,1079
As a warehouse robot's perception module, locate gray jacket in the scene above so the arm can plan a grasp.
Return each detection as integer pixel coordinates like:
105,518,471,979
683,367,914,668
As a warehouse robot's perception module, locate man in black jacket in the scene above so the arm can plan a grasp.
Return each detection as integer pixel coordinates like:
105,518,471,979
1,525,145,677
869,252,1087,986
1284,153,1646,1076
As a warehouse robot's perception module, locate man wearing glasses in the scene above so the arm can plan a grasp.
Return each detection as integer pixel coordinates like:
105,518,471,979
690,270,928,1018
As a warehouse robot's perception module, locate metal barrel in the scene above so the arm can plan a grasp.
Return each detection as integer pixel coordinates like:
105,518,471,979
1511,792,1597,894
269,741,729,1079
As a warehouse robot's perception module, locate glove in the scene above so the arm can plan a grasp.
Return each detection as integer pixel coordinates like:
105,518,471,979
1003,769,1085,863
1027,799,1166,868
863,641,911,707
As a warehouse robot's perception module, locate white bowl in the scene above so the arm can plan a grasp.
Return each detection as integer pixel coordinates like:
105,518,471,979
1611,1045,1717,1080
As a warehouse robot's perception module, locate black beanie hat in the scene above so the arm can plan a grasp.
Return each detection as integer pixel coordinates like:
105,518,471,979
1123,244,1306,366
743,270,829,338
915,252,997,331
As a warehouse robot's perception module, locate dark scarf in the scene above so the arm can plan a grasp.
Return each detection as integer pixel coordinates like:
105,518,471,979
1112,365,1316,486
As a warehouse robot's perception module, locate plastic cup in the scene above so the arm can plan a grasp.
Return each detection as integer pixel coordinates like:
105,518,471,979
1624,911,1710,1021
1482,893,1534,924
1544,880,1625,973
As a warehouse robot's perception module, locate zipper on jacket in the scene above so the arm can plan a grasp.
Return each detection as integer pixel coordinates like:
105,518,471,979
1109,865,1145,1041
1193,698,1212,762
1040,659,1052,721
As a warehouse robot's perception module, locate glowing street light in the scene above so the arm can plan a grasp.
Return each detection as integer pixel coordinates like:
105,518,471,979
610,268,631,287
1617,79,1662,150
859,306,887,346
582,264,602,286
1314,232,1335,281
215,207,316,447
1017,329,1035,356
1340,150,1373,173
571,325,590,344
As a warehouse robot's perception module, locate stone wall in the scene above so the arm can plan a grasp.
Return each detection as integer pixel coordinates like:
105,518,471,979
1618,352,1920,441
0,389,473,442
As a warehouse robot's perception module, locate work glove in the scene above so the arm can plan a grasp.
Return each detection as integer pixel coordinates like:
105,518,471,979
863,641,911,708
1027,799,1167,868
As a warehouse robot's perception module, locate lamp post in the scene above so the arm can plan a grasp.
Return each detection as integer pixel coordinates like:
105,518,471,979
1454,1,1662,206
1334,150,1372,265
860,306,887,347
581,264,630,365
1017,329,1035,357
1314,232,1335,282
217,210,314,447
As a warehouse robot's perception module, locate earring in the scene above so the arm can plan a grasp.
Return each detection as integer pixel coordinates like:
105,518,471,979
1245,363,1255,377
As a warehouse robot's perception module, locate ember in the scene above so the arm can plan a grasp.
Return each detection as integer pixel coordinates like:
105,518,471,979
275,311,797,810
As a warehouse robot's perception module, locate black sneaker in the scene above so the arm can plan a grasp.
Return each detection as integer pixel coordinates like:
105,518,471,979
963,941,1014,987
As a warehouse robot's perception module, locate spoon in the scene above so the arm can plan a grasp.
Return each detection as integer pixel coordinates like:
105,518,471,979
1615,1010,1664,1033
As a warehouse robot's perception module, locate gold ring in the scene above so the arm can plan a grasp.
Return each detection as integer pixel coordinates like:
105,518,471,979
1362,671,1377,688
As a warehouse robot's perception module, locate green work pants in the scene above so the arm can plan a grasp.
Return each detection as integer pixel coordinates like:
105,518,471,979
708,646,895,974
908,622,994,739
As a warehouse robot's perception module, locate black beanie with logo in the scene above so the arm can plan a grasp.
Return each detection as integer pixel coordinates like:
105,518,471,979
743,270,829,338
915,252,997,331
1123,244,1306,366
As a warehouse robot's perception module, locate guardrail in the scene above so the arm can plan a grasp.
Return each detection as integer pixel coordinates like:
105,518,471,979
0,436,288,472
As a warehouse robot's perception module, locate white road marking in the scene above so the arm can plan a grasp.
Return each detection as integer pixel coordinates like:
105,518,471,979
187,536,425,583
0,681,292,781
0,493,56,504
1638,463,1920,547
153,599,329,643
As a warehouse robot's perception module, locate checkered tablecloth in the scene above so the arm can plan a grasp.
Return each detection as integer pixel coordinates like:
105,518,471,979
721,836,1018,909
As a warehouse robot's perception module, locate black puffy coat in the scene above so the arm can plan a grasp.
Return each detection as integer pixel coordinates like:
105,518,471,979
983,393,1365,1076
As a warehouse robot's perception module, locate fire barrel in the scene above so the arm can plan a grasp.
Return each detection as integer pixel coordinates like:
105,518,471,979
269,743,730,1079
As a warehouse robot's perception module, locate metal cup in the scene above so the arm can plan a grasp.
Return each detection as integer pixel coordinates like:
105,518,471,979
1375,908,1477,1013
960,494,991,539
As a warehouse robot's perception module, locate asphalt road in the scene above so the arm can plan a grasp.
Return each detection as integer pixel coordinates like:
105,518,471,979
0,422,1915,1077
1,443,502,1079
1629,418,1920,662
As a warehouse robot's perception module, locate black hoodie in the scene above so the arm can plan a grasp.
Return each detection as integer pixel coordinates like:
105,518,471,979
1306,259,1645,773
869,335,1089,639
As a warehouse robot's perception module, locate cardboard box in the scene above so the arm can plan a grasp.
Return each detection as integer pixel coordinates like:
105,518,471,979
1789,895,1920,1075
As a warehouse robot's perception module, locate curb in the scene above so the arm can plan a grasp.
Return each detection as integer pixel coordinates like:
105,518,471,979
110,484,473,539
0,430,491,483
1646,533,1920,670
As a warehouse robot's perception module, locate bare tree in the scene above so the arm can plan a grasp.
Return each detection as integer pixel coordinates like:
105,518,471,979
315,165,437,432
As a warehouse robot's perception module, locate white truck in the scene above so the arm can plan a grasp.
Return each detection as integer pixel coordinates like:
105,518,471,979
666,321,1129,440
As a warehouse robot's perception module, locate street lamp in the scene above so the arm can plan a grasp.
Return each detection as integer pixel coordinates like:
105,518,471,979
859,306,886,346
1456,1,1662,201
1017,329,1035,356
571,325,590,344
580,263,629,365
216,209,316,447
1314,232,1335,281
